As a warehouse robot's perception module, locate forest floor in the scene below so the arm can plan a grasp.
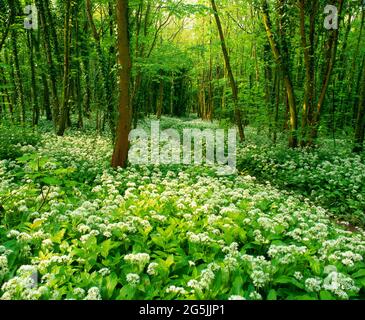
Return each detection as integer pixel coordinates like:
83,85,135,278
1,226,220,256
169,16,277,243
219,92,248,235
0,117,365,300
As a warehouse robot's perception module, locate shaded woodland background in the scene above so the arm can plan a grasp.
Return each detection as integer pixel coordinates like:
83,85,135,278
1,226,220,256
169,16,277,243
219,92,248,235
0,0,364,155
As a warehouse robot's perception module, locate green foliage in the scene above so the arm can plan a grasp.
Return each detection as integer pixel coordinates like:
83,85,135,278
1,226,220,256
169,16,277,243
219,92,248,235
0,125,40,160
237,141,365,225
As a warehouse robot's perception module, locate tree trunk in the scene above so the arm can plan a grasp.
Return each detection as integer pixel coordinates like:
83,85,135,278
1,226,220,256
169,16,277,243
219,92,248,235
210,0,245,142
156,79,164,119
26,31,39,126
35,0,60,128
57,0,72,136
112,0,132,168
86,0,116,138
310,0,344,144
299,0,316,146
9,0,25,124
261,0,298,147
353,55,365,153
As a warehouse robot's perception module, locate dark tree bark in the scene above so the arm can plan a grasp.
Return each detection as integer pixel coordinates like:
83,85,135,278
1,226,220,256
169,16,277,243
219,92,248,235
112,0,132,168
35,0,60,128
57,0,72,136
27,31,39,126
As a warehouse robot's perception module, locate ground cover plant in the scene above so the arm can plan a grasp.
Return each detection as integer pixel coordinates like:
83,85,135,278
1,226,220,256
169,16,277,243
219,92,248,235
1,119,365,300
237,140,365,226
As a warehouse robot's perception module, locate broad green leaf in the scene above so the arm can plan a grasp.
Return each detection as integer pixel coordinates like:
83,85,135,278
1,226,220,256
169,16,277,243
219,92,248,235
267,289,277,300
320,291,334,300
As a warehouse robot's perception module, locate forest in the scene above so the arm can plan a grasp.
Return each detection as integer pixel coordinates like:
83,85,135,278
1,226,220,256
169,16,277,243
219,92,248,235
0,0,365,301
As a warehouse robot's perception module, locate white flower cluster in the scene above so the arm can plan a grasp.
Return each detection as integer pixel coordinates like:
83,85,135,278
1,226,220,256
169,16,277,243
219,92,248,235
0,255,9,278
84,287,102,300
187,232,215,245
305,277,322,292
1,265,45,300
323,271,359,299
98,268,111,276
124,253,150,267
328,250,363,267
73,287,86,298
126,273,140,286
187,263,220,292
268,245,308,265
228,295,246,300
166,286,187,295
249,291,263,300
147,262,159,276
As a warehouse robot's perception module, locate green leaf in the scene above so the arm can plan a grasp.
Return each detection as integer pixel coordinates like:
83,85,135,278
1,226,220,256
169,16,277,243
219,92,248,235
309,258,321,276
267,289,277,300
105,273,119,299
100,239,113,258
212,269,223,294
164,255,175,269
351,269,365,279
51,229,66,243
231,274,244,295
320,291,334,300
42,176,62,186
273,276,304,289
117,285,136,300
293,294,317,300
356,277,365,288
274,275,292,284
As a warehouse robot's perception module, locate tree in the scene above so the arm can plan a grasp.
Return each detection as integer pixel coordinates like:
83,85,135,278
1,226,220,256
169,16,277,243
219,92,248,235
35,0,60,128
210,0,245,142
57,0,73,136
261,0,298,148
309,0,344,145
353,55,365,153
112,0,132,168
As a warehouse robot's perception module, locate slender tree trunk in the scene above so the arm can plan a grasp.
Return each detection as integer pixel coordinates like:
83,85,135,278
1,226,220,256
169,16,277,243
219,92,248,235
36,0,60,128
57,0,72,136
112,0,132,168
42,75,52,121
353,55,365,153
261,0,298,147
310,0,344,144
27,31,39,126
0,71,13,122
80,20,91,118
156,78,164,119
9,0,25,124
274,68,280,144
11,33,25,124
86,0,116,138
0,12,11,53
299,0,316,146
43,0,61,65
170,75,174,115
210,0,245,142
